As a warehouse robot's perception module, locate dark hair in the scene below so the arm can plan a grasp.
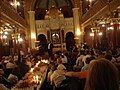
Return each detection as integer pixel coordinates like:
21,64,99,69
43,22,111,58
85,57,91,64
80,50,85,55
0,64,4,69
84,59,119,90
105,54,112,61
60,54,64,58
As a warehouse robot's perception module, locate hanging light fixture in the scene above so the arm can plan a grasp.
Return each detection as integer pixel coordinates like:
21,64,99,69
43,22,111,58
10,0,20,9
90,33,94,36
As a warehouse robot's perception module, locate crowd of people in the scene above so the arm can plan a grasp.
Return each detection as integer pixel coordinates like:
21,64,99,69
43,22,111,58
0,53,41,90
0,46,120,90
46,47,120,90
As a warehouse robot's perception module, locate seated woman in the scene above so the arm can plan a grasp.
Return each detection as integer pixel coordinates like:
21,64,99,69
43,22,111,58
65,58,119,90
0,68,11,89
84,58,119,90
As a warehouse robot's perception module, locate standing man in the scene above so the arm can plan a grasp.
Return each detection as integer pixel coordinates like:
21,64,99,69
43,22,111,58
48,42,53,57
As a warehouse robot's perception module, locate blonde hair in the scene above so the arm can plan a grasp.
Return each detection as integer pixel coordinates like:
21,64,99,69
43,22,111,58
84,58,119,90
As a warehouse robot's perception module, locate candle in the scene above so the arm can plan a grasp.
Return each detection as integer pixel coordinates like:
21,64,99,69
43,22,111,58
36,75,39,84
35,61,41,67
34,75,39,84
30,68,34,73
41,60,49,64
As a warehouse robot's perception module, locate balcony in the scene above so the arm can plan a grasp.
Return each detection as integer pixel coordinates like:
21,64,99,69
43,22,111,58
81,0,120,26
0,0,28,29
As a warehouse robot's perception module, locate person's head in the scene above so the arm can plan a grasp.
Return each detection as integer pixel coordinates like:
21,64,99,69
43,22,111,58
84,59,119,90
0,64,4,76
8,74,18,85
85,57,91,64
0,69,4,77
14,53,17,55
90,50,95,56
50,63,56,71
80,50,85,55
56,56,62,64
54,51,61,59
105,54,112,61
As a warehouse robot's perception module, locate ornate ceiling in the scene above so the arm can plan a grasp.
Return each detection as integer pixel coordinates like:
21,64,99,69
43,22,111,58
34,0,74,20
3,0,92,20
2,0,120,27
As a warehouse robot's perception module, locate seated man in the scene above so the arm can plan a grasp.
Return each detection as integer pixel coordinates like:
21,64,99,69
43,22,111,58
50,56,66,87
0,68,11,89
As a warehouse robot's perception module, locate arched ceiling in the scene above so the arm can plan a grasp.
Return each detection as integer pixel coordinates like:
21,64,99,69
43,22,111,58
34,0,74,20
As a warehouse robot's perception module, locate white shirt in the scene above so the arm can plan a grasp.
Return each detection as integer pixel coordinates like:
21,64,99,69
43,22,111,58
82,55,91,65
20,51,24,56
48,43,51,49
61,55,68,64
50,70,66,87
57,64,66,70
14,55,18,61
76,55,85,66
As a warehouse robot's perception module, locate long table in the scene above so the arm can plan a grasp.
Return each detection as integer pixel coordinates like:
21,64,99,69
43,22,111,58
12,62,49,90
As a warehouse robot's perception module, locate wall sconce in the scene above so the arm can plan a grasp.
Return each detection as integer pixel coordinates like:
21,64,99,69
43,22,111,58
107,26,114,30
4,31,8,35
10,0,20,10
0,31,3,34
31,33,36,39
90,33,94,36
76,28,81,36
3,35,7,39
87,0,93,7
102,24,105,27
10,1,20,7
98,32,103,36
18,38,23,42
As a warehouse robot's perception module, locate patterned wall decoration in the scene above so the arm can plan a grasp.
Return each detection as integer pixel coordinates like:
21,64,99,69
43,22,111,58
36,17,74,44
36,17,74,30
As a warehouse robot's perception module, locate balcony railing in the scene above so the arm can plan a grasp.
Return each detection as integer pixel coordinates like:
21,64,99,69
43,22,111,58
81,0,107,23
81,0,120,24
0,0,28,29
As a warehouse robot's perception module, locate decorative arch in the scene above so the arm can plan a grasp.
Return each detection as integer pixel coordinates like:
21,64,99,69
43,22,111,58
37,34,48,54
65,32,75,53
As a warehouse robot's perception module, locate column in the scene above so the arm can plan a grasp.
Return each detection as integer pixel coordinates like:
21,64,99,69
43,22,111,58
0,30,2,60
79,0,84,44
100,27,108,51
72,8,81,45
28,11,36,49
112,23,119,47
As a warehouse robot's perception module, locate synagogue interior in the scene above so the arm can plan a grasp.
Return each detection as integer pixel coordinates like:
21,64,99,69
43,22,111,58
0,0,120,90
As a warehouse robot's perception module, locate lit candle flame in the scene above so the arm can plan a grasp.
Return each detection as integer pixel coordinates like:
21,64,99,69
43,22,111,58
35,61,41,67
30,68,34,72
36,75,39,84
41,60,49,64
34,75,39,84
